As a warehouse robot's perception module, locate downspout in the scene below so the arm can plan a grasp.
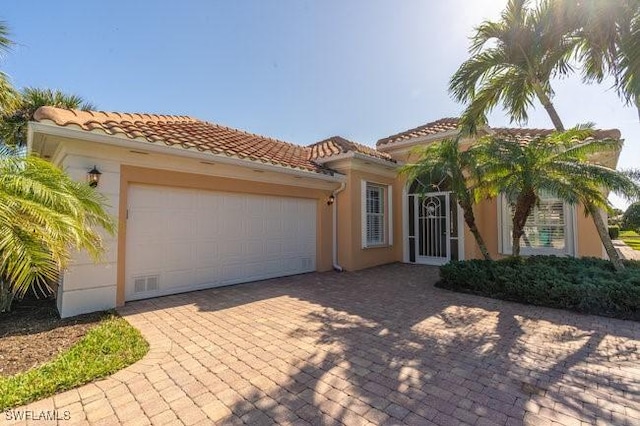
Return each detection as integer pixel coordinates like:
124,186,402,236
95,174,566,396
332,182,347,272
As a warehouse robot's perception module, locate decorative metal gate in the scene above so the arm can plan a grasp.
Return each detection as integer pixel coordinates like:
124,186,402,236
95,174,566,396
408,190,457,265
417,193,449,264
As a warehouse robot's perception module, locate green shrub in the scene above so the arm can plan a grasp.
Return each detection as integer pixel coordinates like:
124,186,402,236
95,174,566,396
622,202,640,231
609,225,620,239
438,256,640,321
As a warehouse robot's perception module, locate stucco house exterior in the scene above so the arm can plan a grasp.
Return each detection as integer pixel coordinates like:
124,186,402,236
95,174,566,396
28,107,621,318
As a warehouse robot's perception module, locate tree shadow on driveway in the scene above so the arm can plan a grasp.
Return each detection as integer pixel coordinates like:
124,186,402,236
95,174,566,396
122,263,640,425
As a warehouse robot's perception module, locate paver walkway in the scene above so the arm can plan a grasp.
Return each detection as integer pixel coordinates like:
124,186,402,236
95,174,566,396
614,239,640,261
8,264,640,425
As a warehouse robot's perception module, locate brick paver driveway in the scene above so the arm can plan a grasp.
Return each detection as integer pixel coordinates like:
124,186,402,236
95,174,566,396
12,264,640,425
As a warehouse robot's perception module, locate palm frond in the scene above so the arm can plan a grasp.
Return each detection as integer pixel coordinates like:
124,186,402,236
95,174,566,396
0,87,96,147
0,21,13,57
0,151,115,298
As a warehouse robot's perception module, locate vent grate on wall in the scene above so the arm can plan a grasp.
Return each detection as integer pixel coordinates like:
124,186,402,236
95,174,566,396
133,275,160,293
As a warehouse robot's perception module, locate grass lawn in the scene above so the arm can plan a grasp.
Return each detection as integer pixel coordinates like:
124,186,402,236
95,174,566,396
0,313,148,410
620,230,640,251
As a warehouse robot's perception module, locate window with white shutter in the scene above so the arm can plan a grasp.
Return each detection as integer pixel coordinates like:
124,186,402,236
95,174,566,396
500,192,574,255
522,199,566,250
361,181,392,248
366,184,385,246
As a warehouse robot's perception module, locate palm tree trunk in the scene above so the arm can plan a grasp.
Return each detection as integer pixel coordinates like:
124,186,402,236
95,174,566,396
459,198,492,260
532,81,565,132
533,81,624,270
511,189,537,257
586,202,625,271
0,278,13,312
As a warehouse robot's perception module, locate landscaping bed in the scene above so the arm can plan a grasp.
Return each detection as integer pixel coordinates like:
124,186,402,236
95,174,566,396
438,256,640,321
0,299,148,410
0,298,105,377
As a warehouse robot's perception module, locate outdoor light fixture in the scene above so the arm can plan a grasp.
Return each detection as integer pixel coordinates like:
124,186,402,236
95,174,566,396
327,194,335,205
87,165,102,188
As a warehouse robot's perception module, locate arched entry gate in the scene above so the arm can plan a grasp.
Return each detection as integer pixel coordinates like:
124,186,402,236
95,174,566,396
407,179,463,265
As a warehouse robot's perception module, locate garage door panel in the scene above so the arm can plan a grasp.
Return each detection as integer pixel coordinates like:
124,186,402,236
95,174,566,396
163,242,193,269
259,259,283,275
265,219,283,235
165,215,195,241
128,210,166,241
220,263,245,284
196,192,220,211
248,220,266,236
163,269,194,290
130,185,165,208
223,195,244,213
221,219,243,238
195,241,218,264
126,184,316,301
220,240,244,259
244,240,266,257
247,198,265,216
166,188,195,210
128,244,158,272
194,267,219,286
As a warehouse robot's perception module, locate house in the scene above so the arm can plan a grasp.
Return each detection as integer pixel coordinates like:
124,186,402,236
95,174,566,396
28,108,621,318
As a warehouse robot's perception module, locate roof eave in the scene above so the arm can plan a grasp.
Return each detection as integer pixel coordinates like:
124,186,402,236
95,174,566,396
29,121,346,183
313,151,399,168
376,129,460,152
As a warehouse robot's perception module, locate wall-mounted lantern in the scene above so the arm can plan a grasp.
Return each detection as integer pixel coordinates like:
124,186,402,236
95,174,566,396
87,165,102,188
327,194,335,206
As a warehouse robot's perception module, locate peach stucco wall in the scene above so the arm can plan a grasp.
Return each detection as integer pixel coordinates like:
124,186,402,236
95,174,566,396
330,160,403,271
576,205,605,258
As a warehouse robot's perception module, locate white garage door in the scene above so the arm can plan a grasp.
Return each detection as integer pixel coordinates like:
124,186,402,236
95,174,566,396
125,184,317,301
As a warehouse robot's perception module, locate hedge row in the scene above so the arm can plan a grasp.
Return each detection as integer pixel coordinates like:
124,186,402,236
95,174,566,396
438,256,640,321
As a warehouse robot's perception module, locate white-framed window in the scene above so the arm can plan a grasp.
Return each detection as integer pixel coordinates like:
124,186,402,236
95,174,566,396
362,181,393,248
499,192,574,256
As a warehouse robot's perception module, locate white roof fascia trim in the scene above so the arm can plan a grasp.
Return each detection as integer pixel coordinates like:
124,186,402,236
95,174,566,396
29,121,346,183
314,151,399,168
352,152,400,168
376,129,460,152
311,151,355,164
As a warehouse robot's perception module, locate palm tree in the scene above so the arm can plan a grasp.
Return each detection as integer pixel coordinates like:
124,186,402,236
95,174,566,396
0,87,95,147
451,0,634,269
550,0,640,120
0,146,115,311
0,21,18,114
400,137,492,260
473,126,640,264
449,0,575,134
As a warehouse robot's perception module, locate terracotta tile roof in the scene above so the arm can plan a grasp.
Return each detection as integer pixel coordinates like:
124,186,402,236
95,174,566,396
376,118,460,147
32,107,335,175
308,136,395,163
489,127,622,144
377,117,622,147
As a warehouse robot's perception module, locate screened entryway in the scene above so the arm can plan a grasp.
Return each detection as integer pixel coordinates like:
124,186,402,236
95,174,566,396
406,179,463,265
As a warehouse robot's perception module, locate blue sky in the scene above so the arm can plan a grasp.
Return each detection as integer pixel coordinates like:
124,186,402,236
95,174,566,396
3,0,637,208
